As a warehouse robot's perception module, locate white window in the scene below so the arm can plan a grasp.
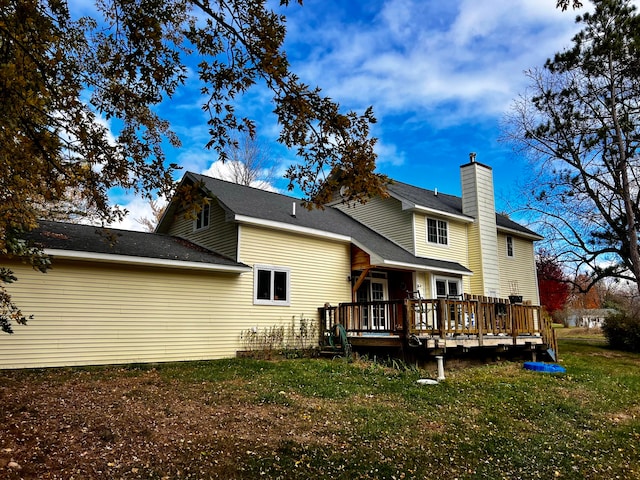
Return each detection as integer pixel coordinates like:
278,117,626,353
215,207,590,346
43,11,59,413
434,277,461,299
427,218,448,245
194,203,210,231
506,236,514,257
254,265,290,305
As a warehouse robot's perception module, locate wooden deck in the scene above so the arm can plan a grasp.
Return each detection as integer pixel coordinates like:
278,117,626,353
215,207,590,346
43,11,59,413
319,295,558,360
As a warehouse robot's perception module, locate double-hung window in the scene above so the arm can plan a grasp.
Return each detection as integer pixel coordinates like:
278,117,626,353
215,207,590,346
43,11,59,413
194,203,210,230
506,236,514,258
254,265,290,305
427,218,448,245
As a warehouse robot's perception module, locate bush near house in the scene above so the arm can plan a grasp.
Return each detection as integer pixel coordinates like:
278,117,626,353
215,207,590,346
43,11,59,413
602,308,640,353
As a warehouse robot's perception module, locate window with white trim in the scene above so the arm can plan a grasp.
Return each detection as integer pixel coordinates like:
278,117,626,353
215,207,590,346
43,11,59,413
427,218,448,245
254,265,290,305
434,276,461,299
194,202,210,231
506,236,514,258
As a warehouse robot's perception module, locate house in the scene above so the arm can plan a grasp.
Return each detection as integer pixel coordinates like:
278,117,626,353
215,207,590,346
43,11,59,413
0,156,552,369
566,309,614,329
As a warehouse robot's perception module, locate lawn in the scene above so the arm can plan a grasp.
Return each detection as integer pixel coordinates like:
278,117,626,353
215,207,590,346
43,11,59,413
1,338,639,479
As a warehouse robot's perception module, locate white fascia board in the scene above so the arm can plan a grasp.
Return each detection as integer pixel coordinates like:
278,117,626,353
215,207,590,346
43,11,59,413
409,204,475,223
44,249,251,273
387,191,473,222
382,260,474,276
497,226,543,241
233,215,351,242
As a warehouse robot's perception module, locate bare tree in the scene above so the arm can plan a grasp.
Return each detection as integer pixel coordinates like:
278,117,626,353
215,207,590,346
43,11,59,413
135,199,167,233
505,0,640,295
207,132,278,190
31,188,102,225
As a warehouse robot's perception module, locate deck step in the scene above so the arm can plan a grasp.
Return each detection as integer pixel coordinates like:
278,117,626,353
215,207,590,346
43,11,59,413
319,347,347,358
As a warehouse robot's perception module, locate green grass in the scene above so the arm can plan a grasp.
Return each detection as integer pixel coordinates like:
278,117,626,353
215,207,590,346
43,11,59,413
2,339,639,479
156,341,640,479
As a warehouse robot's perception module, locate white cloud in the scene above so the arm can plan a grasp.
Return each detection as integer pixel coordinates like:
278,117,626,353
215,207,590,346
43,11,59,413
108,195,168,232
286,0,581,126
201,160,280,192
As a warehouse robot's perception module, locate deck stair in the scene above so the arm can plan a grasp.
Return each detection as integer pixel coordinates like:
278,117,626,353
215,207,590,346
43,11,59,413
321,323,352,358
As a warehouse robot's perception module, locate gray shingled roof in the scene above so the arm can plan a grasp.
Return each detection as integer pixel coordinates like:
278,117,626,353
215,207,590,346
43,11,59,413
26,220,249,270
387,180,542,239
186,173,472,275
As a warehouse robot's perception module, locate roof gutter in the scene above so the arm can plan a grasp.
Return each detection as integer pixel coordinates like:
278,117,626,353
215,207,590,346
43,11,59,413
44,249,251,273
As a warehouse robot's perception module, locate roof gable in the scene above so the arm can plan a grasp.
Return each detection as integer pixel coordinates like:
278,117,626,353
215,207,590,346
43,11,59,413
181,173,472,275
386,180,541,239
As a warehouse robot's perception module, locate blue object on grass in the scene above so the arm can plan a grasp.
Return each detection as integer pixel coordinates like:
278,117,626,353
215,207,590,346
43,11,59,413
523,361,566,373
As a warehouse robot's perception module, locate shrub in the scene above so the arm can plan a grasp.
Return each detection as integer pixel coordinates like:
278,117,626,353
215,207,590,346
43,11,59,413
602,308,640,353
239,314,319,358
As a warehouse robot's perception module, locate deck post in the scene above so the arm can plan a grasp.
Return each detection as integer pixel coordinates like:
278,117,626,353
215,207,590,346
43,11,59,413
402,300,410,341
437,299,447,338
510,303,518,346
475,297,483,347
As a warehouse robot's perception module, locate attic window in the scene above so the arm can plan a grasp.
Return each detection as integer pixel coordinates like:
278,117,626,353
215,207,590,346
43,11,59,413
194,203,210,231
427,218,448,245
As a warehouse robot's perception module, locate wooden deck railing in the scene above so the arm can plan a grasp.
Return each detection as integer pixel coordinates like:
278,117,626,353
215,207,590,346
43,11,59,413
318,294,558,356
319,300,405,337
407,295,540,337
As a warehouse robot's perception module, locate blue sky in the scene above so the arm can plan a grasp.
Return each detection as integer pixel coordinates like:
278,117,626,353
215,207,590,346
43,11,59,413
99,0,589,229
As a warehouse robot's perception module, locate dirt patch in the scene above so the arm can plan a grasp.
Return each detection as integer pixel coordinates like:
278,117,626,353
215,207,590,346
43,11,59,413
0,368,340,479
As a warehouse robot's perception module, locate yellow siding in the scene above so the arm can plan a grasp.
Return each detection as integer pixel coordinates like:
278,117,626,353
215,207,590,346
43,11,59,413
335,196,414,252
0,260,250,369
167,201,238,259
414,214,469,267
466,222,484,296
237,225,352,324
497,233,540,305
415,271,429,298
0,226,352,369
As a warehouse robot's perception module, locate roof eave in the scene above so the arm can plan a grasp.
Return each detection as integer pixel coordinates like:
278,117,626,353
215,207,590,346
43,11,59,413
233,214,352,242
44,249,251,273
382,259,473,276
497,226,543,241
408,204,475,223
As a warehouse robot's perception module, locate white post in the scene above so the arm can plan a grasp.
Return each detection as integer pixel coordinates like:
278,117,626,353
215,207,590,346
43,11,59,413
436,355,445,382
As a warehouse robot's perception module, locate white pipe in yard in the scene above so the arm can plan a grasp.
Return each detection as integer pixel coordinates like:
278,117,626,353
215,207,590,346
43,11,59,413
436,355,445,382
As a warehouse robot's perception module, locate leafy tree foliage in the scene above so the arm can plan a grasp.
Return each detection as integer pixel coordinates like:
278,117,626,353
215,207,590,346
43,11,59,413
557,0,584,10
567,274,605,310
0,0,386,332
506,0,640,294
537,251,570,316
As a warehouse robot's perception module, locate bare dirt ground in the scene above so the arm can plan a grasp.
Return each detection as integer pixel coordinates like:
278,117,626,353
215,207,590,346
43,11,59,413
0,367,333,479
